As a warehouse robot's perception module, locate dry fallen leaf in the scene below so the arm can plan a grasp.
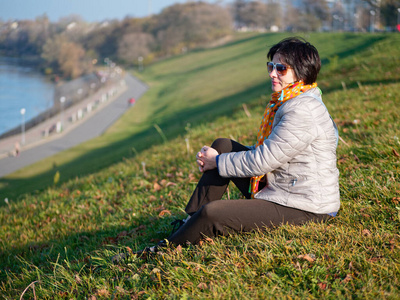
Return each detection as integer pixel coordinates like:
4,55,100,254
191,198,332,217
392,149,400,157
97,289,110,297
204,237,215,244
158,209,172,217
126,246,133,255
342,274,352,283
294,261,302,272
117,231,128,238
362,229,371,236
75,274,82,284
197,282,208,290
353,153,360,162
153,182,162,191
297,254,315,262
318,282,327,290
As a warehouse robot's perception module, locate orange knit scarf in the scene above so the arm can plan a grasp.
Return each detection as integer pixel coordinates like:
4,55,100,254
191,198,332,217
250,81,318,197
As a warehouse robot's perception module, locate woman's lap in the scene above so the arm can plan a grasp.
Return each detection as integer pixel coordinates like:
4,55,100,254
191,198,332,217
169,198,330,245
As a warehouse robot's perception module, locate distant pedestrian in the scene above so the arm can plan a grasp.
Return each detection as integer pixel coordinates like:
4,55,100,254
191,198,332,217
14,142,20,157
128,98,135,106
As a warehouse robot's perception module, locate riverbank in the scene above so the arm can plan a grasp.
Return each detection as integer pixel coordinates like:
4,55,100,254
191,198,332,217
0,72,148,178
0,76,127,159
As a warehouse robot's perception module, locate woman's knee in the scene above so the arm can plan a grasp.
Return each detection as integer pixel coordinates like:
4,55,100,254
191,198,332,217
211,138,232,154
198,201,224,223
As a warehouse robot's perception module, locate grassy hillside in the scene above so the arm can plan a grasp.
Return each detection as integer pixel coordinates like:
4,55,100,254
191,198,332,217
1,32,400,298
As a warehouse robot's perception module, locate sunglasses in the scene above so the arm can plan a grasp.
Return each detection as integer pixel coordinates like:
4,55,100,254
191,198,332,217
267,62,291,76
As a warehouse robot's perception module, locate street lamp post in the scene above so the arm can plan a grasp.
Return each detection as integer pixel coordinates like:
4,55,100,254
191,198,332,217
370,10,376,32
138,56,143,72
60,96,65,131
20,108,26,145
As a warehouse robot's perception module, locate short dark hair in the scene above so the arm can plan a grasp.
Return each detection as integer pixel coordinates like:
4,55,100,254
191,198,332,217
267,37,321,85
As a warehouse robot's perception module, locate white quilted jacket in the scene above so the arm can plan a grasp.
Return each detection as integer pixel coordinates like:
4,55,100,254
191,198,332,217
218,88,340,214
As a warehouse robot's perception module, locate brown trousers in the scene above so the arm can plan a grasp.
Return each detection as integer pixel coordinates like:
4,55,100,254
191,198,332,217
167,138,331,245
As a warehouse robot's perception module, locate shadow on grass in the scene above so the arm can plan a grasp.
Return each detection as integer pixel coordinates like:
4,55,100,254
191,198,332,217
319,34,387,67
0,214,175,282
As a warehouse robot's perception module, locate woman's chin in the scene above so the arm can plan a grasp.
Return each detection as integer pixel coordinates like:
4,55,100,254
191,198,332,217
272,87,282,93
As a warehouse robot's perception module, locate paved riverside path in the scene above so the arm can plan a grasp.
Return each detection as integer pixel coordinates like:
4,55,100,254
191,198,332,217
0,73,148,178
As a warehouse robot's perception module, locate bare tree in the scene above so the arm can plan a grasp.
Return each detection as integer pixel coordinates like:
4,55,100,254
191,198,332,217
152,2,232,55
117,32,155,65
42,35,91,78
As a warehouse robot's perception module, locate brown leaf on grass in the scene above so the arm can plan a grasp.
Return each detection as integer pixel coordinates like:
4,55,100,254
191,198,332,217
392,149,400,157
158,209,172,217
353,153,360,162
362,229,371,236
318,283,327,290
203,237,215,245
189,173,197,181
153,182,162,191
294,261,302,272
160,179,167,186
149,195,157,202
75,274,82,284
126,246,133,255
155,205,165,212
166,173,174,178
369,256,383,262
197,282,208,290
97,289,110,297
88,296,97,300
117,231,128,238
342,274,352,283
388,238,396,251
297,254,315,262
166,181,177,187
183,282,193,288
176,244,183,253
102,237,117,245
129,225,147,235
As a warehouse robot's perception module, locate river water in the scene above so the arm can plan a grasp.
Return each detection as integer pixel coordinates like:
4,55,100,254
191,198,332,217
0,57,54,136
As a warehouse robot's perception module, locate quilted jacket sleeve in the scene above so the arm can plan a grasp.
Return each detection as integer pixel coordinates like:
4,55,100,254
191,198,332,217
218,97,319,178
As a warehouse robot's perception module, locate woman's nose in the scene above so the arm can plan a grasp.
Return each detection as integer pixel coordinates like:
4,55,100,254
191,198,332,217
269,68,277,78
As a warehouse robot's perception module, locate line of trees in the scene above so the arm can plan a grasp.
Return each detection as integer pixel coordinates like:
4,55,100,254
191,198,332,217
0,1,398,80
0,2,232,80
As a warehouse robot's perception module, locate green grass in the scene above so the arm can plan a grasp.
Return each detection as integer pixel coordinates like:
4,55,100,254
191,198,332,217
1,32,400,298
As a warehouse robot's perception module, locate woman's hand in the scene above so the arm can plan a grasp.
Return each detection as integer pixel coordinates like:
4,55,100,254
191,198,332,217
196,146,218,172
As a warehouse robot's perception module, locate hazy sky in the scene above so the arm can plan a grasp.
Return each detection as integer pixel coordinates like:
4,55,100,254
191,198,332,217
0,0,220,22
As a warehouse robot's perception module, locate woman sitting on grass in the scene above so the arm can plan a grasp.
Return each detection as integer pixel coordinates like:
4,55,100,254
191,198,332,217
114,37,340,261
